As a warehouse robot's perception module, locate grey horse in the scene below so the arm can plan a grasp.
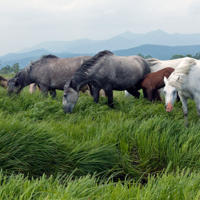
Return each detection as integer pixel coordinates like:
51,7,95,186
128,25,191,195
7,54,92,97
63,50,150,113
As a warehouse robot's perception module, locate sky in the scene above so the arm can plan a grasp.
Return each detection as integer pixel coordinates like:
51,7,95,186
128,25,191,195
0,0,199,56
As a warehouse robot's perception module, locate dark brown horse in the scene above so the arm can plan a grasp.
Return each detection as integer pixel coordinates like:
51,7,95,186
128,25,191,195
137,67,175,101
0,76,8,89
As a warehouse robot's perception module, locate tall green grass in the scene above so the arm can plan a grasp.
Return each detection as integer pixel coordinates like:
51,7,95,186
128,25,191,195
0,169,200,199
0,80,200,199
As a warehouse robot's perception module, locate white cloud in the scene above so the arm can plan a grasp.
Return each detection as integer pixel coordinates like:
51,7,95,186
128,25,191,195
0,0,199,55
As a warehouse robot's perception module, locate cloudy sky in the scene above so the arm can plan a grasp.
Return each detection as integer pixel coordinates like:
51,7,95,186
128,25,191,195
0,0,199,56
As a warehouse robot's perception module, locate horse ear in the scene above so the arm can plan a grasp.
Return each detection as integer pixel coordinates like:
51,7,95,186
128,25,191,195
164,76,168,85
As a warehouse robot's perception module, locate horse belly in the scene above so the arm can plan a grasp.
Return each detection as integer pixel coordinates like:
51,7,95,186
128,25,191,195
112,71,142,90
112,78,139,90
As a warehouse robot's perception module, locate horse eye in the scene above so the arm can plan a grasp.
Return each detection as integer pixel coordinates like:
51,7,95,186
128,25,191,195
63,94,67,98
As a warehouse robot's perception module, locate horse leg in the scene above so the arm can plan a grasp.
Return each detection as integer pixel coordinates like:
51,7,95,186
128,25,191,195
146,89,153,101
92,86,100,103
49,89,57,98
142,88,148,99
88,83,94,96
194,95,200,119
153,90,163,101
127,88,140,98
179,94,188,126
104,88,113,108
39,85,49,97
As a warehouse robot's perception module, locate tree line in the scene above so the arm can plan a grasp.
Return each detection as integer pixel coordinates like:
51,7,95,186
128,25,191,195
138,52,200,60
0,63,20,74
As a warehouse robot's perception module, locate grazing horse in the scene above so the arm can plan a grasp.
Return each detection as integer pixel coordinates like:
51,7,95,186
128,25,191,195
139,67,175,101
125,57,185,97
0,76,8,89
163,57,199,125
62,50,150,113
7,55,92,97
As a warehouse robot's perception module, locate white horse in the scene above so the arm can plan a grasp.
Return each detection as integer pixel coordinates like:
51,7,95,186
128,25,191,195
125,57,185,97
163,57,199,125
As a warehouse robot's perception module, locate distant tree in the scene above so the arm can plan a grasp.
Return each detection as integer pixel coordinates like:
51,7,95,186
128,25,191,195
144,55,152,59
170,55,185,60
1,65,11,74
185,54,192,57
137,53,144,58
137,53,152,59
193,52,200,60
170,52,200,60
11,63,20,74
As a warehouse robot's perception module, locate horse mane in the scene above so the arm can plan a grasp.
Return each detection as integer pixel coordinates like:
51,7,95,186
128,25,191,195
168,57,196,90
146,58,160,66
7,71,27,87
70,50,114,90
80,50,113,70
30,54,58,66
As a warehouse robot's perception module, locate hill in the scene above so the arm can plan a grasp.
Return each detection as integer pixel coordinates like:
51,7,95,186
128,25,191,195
16,29,200,54
0,49,92,68
1,44,200,69
113,44,200,60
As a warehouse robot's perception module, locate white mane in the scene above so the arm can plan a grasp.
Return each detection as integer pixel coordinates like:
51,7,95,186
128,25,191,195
147,58,184,72
168,57,196,90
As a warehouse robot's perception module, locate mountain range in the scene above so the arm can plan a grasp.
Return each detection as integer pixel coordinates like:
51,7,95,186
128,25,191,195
1,29,200,68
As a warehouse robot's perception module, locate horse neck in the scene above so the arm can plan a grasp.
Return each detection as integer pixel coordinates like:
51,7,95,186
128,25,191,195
21,68,32,86
70,76,90,92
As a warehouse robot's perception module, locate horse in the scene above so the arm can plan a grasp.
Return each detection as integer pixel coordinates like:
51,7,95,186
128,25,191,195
7,54,93,97
0,76,8,89
146,57,185,72
138,67,175,101
163,57,199,125
62,50,150,113
125,57,185,97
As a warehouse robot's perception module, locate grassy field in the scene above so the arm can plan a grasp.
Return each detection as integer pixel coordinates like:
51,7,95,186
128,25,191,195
0,74,200,199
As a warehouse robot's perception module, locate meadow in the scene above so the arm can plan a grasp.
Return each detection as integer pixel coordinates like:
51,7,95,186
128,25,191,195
0,74,200,199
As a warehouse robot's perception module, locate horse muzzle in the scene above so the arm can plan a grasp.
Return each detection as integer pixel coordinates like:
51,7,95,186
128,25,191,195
165,103,173,112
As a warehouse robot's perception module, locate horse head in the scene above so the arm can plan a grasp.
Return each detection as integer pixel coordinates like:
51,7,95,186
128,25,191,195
163,76,178,112
63,82,79,113
7,72,25,94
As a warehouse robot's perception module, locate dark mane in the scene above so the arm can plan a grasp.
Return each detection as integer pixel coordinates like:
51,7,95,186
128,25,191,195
81,50,113,70
70,50,114,90
7,71,27,88
30,54,58,66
